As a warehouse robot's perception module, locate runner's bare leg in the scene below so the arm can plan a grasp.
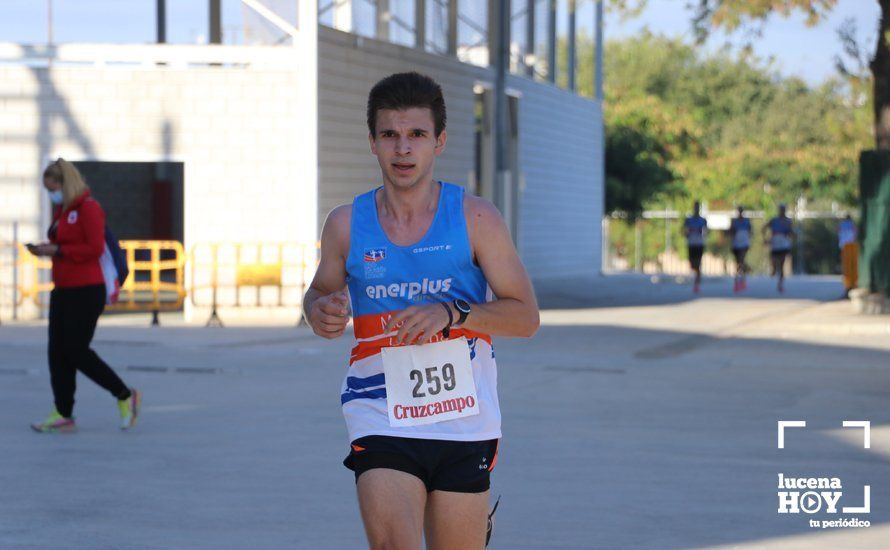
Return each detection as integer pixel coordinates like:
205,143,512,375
357,469,427,549
424,489,489,550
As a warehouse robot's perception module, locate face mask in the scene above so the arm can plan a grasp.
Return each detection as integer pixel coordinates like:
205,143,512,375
49,190,63,204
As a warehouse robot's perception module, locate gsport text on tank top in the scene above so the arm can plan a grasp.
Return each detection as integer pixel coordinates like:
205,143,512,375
341,182,501,442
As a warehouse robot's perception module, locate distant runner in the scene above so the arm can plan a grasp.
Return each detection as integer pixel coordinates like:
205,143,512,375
684,201,708,294
763,204,795,293
729,206,751,293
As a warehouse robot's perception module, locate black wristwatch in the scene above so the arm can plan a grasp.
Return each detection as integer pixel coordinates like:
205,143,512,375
440,302,454,338
452,299,471,326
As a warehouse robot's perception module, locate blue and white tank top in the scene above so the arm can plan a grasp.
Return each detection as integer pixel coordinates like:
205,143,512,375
685,215,707,246
730,217,751,250
769,217,793,251
342,182,501,442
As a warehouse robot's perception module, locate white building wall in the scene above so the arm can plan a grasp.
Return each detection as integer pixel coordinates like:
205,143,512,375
317,26,489,233
0,41,317,321
508,75,603,279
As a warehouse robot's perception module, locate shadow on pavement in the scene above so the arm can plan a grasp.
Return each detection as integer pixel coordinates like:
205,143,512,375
534,273,845,310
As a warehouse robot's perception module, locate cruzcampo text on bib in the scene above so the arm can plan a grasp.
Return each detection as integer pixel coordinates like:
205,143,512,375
381,337,479,428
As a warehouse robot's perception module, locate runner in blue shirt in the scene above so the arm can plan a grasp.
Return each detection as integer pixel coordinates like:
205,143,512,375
762,204,795,293
684,201,707,294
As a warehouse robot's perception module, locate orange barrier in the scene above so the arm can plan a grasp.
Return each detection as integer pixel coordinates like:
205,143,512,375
4,240,317,326
16,244,53,309
189,242,317,326
0,241,29,322
13,241,186,324
111,241,187,315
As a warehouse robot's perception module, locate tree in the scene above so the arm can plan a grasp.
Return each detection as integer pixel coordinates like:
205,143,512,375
604,93,701,216
688,0,888,149
592,33,867,213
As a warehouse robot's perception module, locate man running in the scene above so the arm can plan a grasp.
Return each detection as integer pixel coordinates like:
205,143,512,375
684,201,707,293
302,72,539,549
763,204,795,293
728,206,751,293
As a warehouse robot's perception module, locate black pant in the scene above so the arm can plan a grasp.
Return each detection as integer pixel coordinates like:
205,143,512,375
48,284,129,418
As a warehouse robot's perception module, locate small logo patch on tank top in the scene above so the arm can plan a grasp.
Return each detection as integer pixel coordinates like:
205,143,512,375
363,247,387,279
364,248,386,262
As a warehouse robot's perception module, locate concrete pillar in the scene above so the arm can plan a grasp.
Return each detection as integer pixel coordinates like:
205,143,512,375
209,0,222,43
568,0,576,90
447,0,458,55
526,0,535,77
547,0,556,82
157,0,166,43
376,0,390,41
595,0,604,100
415,0,426,49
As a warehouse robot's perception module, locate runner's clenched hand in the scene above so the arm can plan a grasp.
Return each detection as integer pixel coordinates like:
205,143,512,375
309,291,350,339
384,303,451,346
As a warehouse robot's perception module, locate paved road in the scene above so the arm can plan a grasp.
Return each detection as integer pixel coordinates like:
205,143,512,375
2,275,888,549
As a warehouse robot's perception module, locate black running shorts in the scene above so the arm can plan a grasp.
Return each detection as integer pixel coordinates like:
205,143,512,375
344,435,499,493
688,245,704,270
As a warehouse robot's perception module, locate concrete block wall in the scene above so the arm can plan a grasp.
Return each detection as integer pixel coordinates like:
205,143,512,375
508,74,604,279
317,26,489,233
0,47,317,321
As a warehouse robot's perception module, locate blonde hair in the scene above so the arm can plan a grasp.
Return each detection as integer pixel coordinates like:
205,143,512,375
43,158,89,208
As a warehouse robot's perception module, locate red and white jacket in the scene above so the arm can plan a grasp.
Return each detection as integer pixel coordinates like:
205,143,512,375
49,191,106,289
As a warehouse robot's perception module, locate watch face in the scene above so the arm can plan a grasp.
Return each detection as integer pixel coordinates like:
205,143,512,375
455,299,471,314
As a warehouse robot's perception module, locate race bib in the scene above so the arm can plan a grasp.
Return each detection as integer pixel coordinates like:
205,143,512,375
381,337,479,427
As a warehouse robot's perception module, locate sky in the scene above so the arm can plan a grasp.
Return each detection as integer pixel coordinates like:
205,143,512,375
601,0,879,85
0,0,881,85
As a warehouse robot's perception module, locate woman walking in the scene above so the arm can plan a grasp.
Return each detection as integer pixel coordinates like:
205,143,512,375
28,159,140,433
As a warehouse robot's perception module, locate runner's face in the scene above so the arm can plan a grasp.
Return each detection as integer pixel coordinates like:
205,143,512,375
369,108,446,190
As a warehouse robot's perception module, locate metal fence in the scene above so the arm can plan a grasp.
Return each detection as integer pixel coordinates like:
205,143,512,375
0,236,318,325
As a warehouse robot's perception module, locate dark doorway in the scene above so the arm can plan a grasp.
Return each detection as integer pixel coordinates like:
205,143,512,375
73,161,184,242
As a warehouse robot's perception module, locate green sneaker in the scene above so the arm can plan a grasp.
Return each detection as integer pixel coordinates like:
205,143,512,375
118,388,141,430
31,409,76,433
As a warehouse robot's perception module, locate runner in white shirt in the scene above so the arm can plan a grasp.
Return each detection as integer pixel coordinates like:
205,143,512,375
762,204,795,293
728,206,751,293
303,72,539,549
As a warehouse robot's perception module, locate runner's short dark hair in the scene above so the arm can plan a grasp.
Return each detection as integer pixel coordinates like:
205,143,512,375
367,72,447,137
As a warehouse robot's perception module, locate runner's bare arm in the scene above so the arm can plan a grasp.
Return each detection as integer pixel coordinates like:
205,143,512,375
459,195,539,337
303,205,352,339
